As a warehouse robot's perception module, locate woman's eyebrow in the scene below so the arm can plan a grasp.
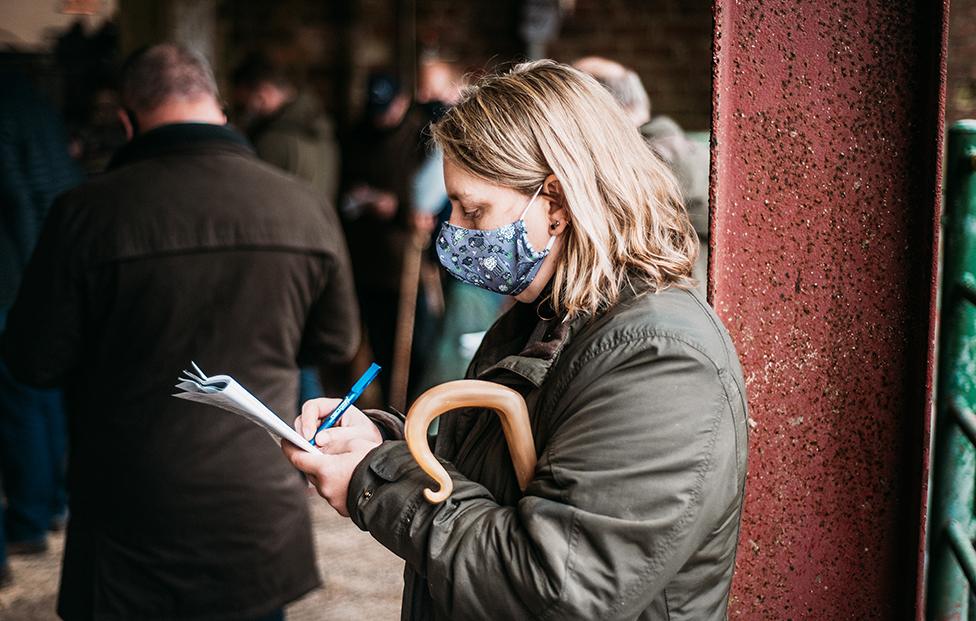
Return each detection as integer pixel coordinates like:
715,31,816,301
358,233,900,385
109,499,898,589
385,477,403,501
447,192,490,209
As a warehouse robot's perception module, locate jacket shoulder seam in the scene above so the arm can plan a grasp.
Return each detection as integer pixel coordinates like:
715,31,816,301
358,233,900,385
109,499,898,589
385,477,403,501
547,330,723,414
683,289,734,367
543,329,722,492
606,378,726,616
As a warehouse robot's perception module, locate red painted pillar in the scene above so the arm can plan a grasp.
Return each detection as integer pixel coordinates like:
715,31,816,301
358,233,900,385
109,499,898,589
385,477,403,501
710,1,948,617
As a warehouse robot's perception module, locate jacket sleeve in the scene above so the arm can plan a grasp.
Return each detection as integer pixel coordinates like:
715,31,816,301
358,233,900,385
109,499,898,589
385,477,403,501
1,197,85,387
363,408,405,441
346,335,743,620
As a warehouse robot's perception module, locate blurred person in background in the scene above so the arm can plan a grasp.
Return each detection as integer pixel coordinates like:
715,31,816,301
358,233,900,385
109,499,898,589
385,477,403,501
0,71,84,588
73,81,129,175
232,53,343,402
341,72,428,402
412,54,508,394
232,53,341,207
574,56,710,292
416,52,465,123
1,44,359,620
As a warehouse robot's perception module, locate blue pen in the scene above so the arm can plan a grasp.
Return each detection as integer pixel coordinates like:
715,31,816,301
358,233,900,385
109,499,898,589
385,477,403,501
309,363,382,447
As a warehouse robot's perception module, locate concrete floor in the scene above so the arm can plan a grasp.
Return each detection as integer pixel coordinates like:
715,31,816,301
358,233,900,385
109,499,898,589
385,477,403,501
0,493,404,620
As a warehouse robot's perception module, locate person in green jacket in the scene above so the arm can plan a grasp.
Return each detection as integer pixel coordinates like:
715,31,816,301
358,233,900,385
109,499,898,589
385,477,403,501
232,54,341,207
284,60,749,621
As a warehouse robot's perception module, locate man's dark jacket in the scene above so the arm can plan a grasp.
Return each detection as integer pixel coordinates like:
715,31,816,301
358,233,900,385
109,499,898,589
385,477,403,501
1,123,360,621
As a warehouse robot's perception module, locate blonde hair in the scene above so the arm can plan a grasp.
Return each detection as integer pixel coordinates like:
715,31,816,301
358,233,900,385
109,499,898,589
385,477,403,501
431,59,698,317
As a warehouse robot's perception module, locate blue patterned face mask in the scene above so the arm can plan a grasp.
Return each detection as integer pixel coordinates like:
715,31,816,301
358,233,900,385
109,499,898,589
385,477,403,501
435,184,555,295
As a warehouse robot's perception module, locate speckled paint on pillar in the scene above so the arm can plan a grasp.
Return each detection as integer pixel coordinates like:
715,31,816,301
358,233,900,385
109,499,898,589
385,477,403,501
710,1,947,618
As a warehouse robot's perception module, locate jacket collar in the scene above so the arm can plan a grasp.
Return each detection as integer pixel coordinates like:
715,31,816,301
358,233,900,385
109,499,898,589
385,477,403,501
474,276,654,389
476,315,576,388
108,123,253,170
475,293,585,389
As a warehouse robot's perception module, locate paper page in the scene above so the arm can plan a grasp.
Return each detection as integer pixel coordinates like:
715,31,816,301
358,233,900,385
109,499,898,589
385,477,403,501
173,363,316,454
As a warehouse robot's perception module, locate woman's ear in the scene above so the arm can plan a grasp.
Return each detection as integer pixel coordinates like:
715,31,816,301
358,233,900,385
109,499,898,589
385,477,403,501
542,174,570,235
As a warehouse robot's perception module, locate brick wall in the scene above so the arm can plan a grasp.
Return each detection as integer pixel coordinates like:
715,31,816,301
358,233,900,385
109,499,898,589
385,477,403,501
947,0,976,124
547,0,712,131
414,0,523,68
219,0,712,131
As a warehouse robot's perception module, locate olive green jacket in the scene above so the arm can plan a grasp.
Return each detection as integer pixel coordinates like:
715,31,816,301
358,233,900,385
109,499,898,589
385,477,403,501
250,91,340,204
350,283,749,620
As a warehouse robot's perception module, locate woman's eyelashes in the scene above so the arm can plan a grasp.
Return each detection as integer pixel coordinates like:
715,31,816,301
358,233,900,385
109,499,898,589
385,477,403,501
458,202,484,222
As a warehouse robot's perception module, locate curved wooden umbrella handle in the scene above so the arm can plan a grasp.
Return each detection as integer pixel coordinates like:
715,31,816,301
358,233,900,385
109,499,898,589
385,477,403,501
404,379,536,504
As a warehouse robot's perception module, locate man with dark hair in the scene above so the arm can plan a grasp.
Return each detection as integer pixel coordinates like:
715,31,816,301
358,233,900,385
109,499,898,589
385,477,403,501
1,43,360,621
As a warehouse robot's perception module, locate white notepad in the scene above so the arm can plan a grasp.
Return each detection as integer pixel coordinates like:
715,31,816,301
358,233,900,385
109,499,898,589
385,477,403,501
173,362,316,453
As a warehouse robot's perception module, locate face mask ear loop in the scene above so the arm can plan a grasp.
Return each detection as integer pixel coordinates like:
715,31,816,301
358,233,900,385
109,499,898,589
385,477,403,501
518,184,546,220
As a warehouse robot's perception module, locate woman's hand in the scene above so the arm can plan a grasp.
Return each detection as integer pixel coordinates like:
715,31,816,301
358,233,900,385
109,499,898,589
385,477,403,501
281,398,383,517
295,398,383,449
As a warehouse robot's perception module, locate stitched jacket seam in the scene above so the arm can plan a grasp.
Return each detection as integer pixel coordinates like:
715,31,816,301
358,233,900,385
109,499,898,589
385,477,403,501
537,508,582,621
685,289,734,367
606,384,725,616
539,333,726,618
545,330,722,415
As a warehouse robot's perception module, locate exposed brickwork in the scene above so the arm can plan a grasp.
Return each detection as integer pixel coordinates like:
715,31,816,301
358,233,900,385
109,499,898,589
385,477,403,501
220,0,713,131
414,0,523,68
547,0,712,131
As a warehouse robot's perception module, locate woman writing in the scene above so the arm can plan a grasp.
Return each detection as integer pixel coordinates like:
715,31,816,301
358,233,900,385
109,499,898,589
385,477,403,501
284,60,748,621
